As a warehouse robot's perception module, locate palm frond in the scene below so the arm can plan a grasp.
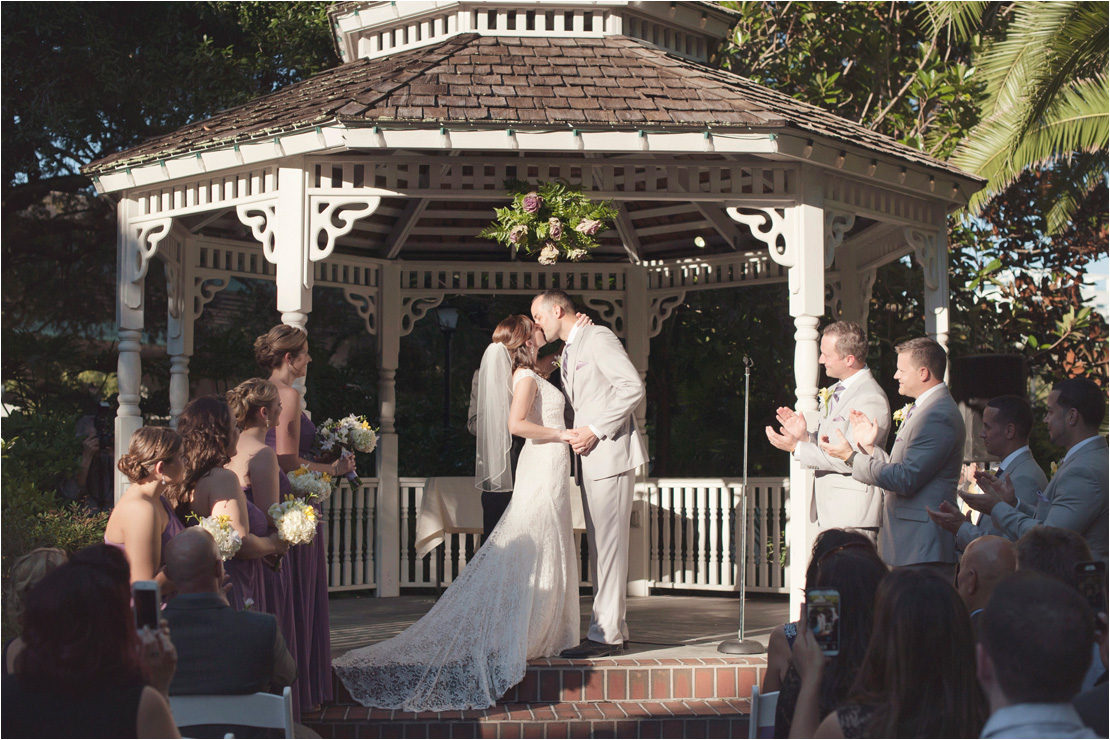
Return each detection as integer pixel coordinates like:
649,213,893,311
1043,154,1108,234
920,1,990,42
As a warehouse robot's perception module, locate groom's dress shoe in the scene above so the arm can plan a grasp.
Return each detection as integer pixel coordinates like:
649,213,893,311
559,639,625,659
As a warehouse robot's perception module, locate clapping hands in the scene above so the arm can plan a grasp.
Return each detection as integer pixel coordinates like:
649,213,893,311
959,470,1016,515
765,407,807,453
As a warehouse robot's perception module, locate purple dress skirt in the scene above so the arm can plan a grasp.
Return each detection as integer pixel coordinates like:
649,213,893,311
223,495,271,614
267,413,333,712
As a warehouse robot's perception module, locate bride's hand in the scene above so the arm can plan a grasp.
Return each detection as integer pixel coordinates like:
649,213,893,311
560,430,576,444
574,312,593,328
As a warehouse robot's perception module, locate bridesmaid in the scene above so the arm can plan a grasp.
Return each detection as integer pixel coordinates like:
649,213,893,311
104,427,186,589
175,396,286,612
255,325,354,712
225,379,299,667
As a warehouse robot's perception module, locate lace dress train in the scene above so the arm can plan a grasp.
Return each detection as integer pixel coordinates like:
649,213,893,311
333,370,579,711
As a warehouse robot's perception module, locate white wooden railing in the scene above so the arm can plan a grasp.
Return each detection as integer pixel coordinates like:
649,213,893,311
324,476,790,595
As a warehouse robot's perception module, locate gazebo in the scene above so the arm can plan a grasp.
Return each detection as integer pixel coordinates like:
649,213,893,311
84,0,983,609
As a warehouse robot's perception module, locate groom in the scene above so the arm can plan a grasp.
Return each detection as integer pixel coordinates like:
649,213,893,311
531,290,648,659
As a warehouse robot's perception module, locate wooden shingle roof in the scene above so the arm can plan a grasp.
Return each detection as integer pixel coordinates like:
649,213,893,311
85,34,972,179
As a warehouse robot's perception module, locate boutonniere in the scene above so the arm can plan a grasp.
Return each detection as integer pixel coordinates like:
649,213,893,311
892,403,913,430
1049,461,1059,477
817,387,834,415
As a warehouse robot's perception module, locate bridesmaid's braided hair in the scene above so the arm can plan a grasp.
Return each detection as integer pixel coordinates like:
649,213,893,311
227,378,279,427
116,426,182,483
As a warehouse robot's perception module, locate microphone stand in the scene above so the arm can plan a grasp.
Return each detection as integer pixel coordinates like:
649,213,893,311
718,355,765,655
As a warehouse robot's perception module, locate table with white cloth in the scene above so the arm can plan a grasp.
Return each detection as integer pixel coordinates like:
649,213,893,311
415,476,587,558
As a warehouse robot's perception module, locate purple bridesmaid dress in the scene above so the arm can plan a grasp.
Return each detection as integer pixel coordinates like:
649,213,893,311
267,413,333,712
105,496,185,567
223,495,270,614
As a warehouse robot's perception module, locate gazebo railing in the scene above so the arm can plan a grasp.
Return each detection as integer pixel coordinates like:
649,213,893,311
323,476,790,595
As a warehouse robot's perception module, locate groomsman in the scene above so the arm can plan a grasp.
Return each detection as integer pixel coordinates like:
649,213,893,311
822,337,964,575
765,321,890,539
927,395,1048,550
963,377,1109,562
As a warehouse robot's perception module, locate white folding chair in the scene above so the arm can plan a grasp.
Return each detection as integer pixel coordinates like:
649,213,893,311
748,684,779,739
171,686,294,738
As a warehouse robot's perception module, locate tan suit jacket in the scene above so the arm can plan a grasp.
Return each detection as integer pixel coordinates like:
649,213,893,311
795,368,890,530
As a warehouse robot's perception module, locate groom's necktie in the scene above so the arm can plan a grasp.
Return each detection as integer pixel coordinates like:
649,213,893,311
831,383,845,405
904,402,917,422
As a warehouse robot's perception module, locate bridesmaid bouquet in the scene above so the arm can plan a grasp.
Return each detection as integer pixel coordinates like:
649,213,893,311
287,465,334,503
316,414,378,489
187,513,243,561
268,495,318,546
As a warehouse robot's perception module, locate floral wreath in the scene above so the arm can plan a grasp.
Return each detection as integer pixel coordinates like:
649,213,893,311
479,180,617,264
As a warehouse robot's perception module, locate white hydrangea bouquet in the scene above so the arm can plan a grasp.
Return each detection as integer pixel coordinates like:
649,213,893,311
316,414,378,489
287,465,334,503
188,513,243,561
268,495,319,547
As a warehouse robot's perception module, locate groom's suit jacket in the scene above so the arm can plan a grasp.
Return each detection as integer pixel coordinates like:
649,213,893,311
955,447,1047,551
852,384,965,566
991,436,1109,562
562,325,648,480
795,369,890,531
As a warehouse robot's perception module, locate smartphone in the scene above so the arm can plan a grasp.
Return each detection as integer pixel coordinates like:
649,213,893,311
1076,561,1108,616
806,588,841,656
132,580,161,631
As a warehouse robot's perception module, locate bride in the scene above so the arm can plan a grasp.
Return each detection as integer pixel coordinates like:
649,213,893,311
333,315,580,711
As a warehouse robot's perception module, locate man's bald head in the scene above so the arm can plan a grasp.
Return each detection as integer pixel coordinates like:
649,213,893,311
958,536,1017,613
164,527,222,594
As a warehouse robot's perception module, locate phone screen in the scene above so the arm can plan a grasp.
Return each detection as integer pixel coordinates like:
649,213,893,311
1076,561,1108,616
132,581,160,630
807,588,841,656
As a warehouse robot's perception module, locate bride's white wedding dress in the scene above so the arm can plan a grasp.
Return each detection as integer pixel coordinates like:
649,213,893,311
333,369,580,711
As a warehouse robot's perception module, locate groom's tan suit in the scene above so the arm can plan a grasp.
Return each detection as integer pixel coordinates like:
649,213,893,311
562,324,648,645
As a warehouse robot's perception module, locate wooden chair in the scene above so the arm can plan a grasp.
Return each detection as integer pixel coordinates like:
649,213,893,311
748,684,779,739
170,686,294,738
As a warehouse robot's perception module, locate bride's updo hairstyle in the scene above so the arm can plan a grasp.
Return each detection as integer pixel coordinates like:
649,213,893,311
116,426,183,483
254,324,308,371
171,396,235,503
493,314,545,376
227,378,279,428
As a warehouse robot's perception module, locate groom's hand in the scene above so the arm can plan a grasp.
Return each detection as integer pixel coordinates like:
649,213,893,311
568,427,599,455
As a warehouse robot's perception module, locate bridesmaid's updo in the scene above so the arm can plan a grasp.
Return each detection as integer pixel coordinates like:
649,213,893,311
254,325,308,371
227,378,279,427
116,426,183,482
493,314,544,376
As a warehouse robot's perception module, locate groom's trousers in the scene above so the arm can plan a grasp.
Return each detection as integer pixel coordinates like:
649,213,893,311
581,467,635,645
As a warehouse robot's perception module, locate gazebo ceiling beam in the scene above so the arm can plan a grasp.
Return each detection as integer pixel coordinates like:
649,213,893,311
694,203,743,251
385,197,430,259
613,203,644,264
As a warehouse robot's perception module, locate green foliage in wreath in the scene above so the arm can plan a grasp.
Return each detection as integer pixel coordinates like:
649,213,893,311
479,180,617,264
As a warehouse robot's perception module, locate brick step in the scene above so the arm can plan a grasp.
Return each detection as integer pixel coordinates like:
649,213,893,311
331,656,765,706
305,698,752,738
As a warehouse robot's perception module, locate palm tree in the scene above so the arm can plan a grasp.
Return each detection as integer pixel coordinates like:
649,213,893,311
925,1,1108,232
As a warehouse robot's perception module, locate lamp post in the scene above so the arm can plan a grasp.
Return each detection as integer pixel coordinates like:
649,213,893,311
434,306,459,429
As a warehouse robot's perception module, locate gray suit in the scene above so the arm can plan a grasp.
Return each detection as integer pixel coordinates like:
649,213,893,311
955,447,1048,550
851,385,965,566
563,325,648,644
795,369,890,532
991,436,1109,562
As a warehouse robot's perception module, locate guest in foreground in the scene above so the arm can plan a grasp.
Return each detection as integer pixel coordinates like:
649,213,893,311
773,538,888,738
104,426,187,587
821,337,964,574
977,571,1097,738
3,547,67,675
1,545,180,738
807,568,986,738
955,536,1017,635
163,528,298,738
964,378,1108,562
176,396,286,612
257,324,352,712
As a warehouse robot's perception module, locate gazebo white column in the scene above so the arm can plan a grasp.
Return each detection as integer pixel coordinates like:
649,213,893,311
623,267,651,598
730,168,826,615
162,230,195,426
906,222,951,355
114,197,172,500
375,263,403,597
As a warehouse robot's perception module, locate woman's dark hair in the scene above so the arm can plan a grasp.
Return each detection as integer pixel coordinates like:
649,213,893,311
850,568,987,738
116,426,183,482
254,324,308,371
15,545,141,694
804,528,876,591
809,548,888,715
171,395,235,505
